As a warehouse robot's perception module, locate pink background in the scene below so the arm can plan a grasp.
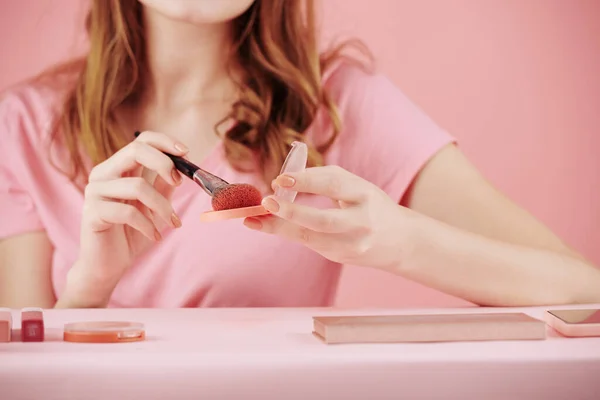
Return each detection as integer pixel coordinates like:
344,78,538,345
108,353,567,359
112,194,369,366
1,0,599,308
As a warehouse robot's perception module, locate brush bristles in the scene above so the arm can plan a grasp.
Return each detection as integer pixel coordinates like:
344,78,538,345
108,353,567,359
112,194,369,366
211,184,263,211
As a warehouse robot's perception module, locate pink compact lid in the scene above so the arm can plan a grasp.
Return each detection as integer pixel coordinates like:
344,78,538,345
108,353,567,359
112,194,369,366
274,141,308,203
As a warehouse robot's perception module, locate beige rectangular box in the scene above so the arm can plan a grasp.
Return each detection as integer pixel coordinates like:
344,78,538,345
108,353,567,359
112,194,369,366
313,312,546,344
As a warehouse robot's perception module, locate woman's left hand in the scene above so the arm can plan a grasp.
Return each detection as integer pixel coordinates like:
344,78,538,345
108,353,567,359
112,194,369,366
243,165,412,271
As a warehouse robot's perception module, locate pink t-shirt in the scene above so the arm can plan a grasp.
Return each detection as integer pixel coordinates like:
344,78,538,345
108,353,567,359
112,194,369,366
0,63,454,307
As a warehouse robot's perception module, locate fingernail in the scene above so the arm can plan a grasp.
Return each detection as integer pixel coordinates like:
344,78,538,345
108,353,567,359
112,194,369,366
244,217,263,230
172,169,182,185
171,212,182,228
154,229,162,241
262,197,280,213
277,175,295,188
174,142,188,153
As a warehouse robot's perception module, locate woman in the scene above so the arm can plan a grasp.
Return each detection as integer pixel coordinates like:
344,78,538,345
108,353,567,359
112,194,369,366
0,0,598,309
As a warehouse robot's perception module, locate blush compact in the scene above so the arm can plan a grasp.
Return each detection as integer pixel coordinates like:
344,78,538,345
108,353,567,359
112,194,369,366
63,321,146,343
199,141,308,222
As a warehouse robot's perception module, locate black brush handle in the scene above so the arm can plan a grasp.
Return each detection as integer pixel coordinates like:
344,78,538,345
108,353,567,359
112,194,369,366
133,131,229,195
166,154,199,181
133,130,199,180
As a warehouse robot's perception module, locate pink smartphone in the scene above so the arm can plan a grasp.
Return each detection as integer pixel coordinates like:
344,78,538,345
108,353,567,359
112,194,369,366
544,308,600,337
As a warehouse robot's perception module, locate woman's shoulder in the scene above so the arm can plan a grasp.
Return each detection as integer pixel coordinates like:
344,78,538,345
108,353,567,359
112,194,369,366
0,61,80,146
316,57,455,203
321,57,398,104
321,58,451,142
320,58,424,135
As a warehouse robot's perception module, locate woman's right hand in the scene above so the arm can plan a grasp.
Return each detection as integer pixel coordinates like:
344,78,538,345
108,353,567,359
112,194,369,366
65,131,188,306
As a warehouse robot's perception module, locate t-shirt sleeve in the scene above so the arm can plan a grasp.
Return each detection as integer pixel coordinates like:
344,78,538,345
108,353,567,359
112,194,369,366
321,64,456,204
0,93,45,239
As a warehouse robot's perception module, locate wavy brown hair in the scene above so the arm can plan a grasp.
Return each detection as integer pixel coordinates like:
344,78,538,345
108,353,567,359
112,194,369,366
44,0,370,185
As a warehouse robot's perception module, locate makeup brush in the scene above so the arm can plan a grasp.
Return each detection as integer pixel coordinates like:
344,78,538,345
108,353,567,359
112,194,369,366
133,131,263,211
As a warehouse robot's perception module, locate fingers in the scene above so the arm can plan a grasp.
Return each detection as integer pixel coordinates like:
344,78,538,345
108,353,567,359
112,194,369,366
261,196,358,233
81,131,186,241
273,165,367,203
88,131,188,184
244,214,335,249
84,201,161,242
153,174,177,201
85,177,181,229
135,130,189,153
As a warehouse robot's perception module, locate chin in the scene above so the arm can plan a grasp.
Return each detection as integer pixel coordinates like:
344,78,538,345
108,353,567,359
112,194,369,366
137,0,255,24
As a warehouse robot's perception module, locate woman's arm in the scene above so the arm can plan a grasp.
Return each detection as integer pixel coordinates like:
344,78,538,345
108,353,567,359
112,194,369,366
249,144,600,307
0,232,56,308
400,144,600,306
247,66,599,306
0,232,108,309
